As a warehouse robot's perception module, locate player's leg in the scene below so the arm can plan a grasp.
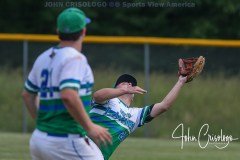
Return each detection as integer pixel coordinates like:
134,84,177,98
65,136,104,160
87,137,105,159
29,130,52,160
30,130,43,160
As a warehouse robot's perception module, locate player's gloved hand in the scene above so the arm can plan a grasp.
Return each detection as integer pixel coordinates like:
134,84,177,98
178,56,205,83
87,123,112,146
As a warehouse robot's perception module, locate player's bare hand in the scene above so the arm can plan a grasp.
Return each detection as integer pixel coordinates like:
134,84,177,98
87,123,112,146
178,75,187,84
127,86,147,94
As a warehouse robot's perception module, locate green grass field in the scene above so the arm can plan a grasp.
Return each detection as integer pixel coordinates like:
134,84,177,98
0,132,239,160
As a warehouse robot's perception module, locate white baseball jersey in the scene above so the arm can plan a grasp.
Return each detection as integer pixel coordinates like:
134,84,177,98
89,98,153,159
24,46,94,135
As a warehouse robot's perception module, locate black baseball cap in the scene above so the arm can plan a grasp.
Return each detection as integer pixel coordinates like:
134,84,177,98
114,74,137,88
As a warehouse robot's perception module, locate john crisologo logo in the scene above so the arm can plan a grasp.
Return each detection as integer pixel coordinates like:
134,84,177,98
172,123,239,149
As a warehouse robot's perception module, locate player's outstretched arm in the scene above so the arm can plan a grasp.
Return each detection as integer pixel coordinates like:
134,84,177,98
150,76,187,118
22,90,38,119
93,86,147,104
93,88,127,104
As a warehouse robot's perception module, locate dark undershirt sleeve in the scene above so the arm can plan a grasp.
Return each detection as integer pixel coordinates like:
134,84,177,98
144,104,155,123
138,104,155,127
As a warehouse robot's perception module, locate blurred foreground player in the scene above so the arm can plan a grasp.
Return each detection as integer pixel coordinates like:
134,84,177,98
22,8,111,160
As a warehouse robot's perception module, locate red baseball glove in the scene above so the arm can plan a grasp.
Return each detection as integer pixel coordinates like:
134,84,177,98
178,56,205,83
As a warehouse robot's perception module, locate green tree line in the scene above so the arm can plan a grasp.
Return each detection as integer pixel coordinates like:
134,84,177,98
1,0,240,39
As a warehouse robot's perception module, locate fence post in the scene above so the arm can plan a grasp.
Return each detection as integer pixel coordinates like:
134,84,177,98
22,40,28,133
144,43,150,137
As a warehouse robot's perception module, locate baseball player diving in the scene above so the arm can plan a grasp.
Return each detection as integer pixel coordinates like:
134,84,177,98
89,74,186,159
90,58,205,160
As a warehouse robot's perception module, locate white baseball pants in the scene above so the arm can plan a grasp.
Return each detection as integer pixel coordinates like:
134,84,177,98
30,129,104,160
